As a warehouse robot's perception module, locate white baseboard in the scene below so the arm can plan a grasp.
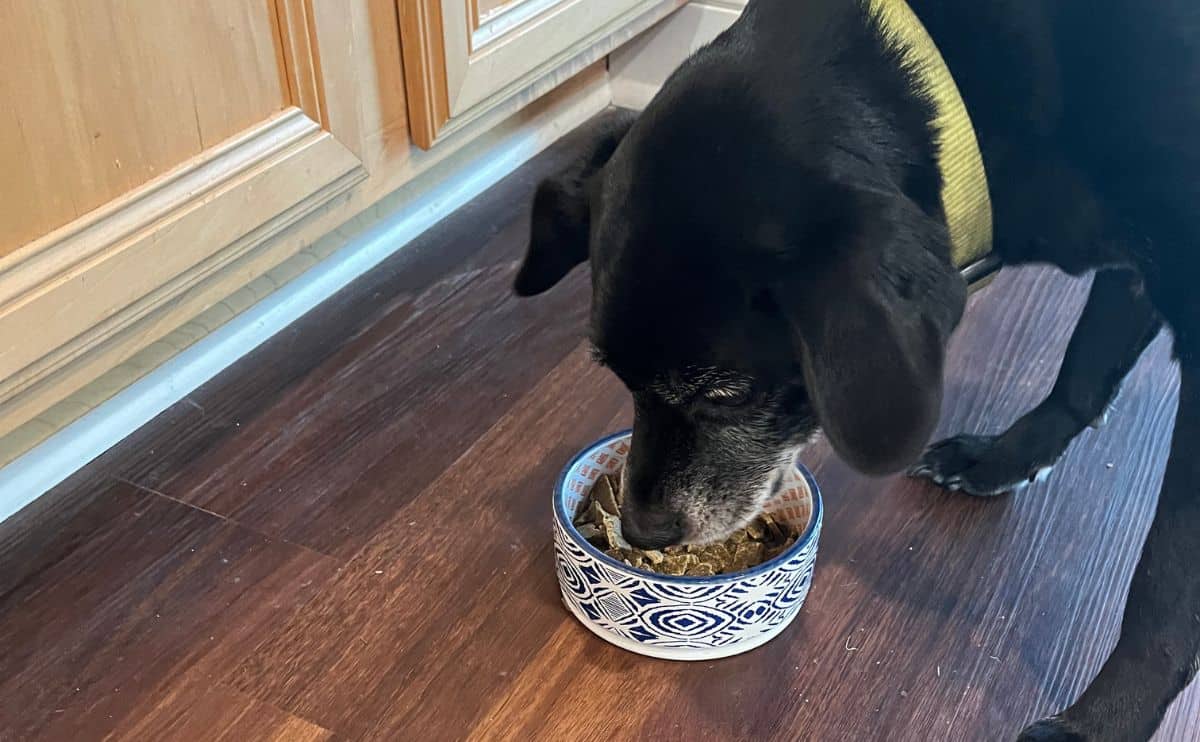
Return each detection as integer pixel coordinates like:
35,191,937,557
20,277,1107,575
0,82,612,524
609,0,747,110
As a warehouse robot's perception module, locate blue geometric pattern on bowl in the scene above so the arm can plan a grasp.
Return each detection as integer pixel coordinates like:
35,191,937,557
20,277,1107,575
553,431,823,660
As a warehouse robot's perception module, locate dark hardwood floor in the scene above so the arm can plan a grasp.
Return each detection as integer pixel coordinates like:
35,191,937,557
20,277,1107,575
0,123,1194,741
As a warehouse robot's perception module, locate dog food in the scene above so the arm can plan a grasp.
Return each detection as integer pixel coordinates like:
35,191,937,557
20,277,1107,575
573,472,803,576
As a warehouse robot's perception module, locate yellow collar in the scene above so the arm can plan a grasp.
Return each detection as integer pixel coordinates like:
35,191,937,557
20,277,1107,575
868,0,994,277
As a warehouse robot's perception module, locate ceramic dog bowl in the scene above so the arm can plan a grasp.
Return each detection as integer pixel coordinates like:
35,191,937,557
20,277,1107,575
553,431,823,661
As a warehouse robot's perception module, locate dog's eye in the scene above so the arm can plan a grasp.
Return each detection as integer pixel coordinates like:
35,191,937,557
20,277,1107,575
702,386,751,407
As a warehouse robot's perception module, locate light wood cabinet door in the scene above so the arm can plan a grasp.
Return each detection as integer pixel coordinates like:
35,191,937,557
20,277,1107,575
0,0,366,439
400,0,681,148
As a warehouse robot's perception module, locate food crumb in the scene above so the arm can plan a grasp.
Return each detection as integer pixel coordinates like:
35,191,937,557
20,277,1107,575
573,472,806,577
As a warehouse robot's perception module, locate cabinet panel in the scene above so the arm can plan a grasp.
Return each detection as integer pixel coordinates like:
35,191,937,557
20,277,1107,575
0,1,290,255
401,0,683,148
0,0,366,438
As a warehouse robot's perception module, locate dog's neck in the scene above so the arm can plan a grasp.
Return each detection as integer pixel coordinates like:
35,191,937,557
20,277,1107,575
869,0,997,287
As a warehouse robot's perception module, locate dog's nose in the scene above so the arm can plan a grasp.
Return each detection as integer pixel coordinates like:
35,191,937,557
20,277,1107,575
621,505,685,550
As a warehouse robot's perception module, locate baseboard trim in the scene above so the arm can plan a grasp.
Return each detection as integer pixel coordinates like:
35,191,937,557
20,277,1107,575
0,88,611,524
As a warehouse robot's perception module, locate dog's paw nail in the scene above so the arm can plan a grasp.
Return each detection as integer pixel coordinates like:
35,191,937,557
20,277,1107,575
907,465,932,478
1089,406,1113,429
1028,466,1052,484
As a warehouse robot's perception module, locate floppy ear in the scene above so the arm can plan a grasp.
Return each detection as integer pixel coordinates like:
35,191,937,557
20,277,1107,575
513,109,636,296
774,189,967,475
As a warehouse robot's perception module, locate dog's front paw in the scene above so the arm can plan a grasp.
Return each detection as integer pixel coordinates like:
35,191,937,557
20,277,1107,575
907,434,1052,497
1016,717,1087,742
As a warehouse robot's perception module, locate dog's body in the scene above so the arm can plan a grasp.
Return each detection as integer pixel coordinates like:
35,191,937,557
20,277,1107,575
515,1,1199,738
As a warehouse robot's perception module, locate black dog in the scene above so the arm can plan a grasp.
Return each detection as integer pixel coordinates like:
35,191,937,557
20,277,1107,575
514,1,1199,739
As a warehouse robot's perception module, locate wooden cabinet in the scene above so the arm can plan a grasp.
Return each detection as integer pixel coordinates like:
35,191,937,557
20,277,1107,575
0,0,367,442
400,0,679,147
0,0,681,465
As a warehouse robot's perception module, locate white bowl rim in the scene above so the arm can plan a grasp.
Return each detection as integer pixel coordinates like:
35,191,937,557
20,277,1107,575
553,429,824,586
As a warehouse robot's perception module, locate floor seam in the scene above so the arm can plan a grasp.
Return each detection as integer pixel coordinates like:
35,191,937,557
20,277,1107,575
110,475,348,566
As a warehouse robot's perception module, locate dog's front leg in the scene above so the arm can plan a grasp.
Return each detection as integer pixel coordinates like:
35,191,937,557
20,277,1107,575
911,268,1159,496
1018,358,1200,742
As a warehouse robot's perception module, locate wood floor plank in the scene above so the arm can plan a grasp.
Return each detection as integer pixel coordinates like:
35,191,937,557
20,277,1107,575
1160,686,1200,742
153,256,587,558
106,673,332,742
0,485,337,741
0,476,141,603
223,345,632,738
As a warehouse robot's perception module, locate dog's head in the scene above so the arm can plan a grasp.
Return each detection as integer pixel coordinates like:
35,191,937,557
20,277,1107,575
515,100,966,549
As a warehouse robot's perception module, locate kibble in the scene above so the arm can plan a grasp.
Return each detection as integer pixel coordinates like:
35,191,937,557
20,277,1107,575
573,473,803,576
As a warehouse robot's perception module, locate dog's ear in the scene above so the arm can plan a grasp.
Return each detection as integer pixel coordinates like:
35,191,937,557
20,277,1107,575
514,110,636,296
772,188,967,475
